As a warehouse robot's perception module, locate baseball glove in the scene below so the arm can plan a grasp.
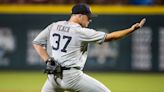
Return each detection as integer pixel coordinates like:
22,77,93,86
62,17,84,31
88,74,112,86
44,57,61,74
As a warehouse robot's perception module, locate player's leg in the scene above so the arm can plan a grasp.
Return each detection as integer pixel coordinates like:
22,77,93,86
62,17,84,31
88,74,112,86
41,75,59,92
75,73,111,92
41,78,55,92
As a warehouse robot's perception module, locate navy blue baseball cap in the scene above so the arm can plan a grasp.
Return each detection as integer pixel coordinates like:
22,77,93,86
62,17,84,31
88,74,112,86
71,3,96,19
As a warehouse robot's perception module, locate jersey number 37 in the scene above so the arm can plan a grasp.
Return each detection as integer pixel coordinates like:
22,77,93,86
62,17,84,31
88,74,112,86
52,33,72,53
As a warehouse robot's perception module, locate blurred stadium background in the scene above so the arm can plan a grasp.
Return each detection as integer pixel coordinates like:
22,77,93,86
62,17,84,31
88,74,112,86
0,0,164,92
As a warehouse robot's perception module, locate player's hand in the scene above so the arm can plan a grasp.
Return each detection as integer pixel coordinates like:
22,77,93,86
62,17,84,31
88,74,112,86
130,18,146,31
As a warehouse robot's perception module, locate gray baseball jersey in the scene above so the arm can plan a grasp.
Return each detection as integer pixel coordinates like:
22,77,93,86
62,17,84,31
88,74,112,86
33,21,111,92
33,21,106,70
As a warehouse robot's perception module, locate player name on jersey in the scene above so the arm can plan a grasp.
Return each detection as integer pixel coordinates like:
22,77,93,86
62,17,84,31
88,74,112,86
57,25,70,32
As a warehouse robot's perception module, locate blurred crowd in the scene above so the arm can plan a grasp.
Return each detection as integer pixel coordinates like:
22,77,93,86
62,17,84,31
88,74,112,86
0,0,164,5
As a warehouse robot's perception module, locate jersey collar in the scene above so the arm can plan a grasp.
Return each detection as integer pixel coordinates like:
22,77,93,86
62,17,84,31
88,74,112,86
67,21,81,27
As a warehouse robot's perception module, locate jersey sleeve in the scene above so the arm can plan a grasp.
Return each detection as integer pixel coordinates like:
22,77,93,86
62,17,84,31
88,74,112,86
77,28,106,44
32,24,52,46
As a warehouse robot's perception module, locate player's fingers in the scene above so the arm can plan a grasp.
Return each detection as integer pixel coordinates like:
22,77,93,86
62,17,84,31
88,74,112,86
139,18,146,27
135,23,140,26
132,23,139,28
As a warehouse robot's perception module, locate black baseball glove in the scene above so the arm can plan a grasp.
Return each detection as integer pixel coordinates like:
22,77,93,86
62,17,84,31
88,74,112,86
44,57,61,74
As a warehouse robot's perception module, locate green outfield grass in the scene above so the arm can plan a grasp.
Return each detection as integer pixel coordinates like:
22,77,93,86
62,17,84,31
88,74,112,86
0,71,164,92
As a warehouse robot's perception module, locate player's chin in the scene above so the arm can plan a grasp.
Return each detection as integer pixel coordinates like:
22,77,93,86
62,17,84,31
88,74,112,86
85,25,89,28
85,23,89,28
82,24,88,28
81,22,89,28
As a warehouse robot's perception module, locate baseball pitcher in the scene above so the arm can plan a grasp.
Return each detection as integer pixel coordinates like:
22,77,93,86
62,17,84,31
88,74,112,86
33,3,146,92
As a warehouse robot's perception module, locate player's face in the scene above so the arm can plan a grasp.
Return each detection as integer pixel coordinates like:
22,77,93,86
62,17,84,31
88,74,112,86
80,15,91,27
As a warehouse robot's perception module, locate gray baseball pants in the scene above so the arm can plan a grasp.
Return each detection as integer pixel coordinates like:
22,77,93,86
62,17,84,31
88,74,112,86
41,68,111,92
